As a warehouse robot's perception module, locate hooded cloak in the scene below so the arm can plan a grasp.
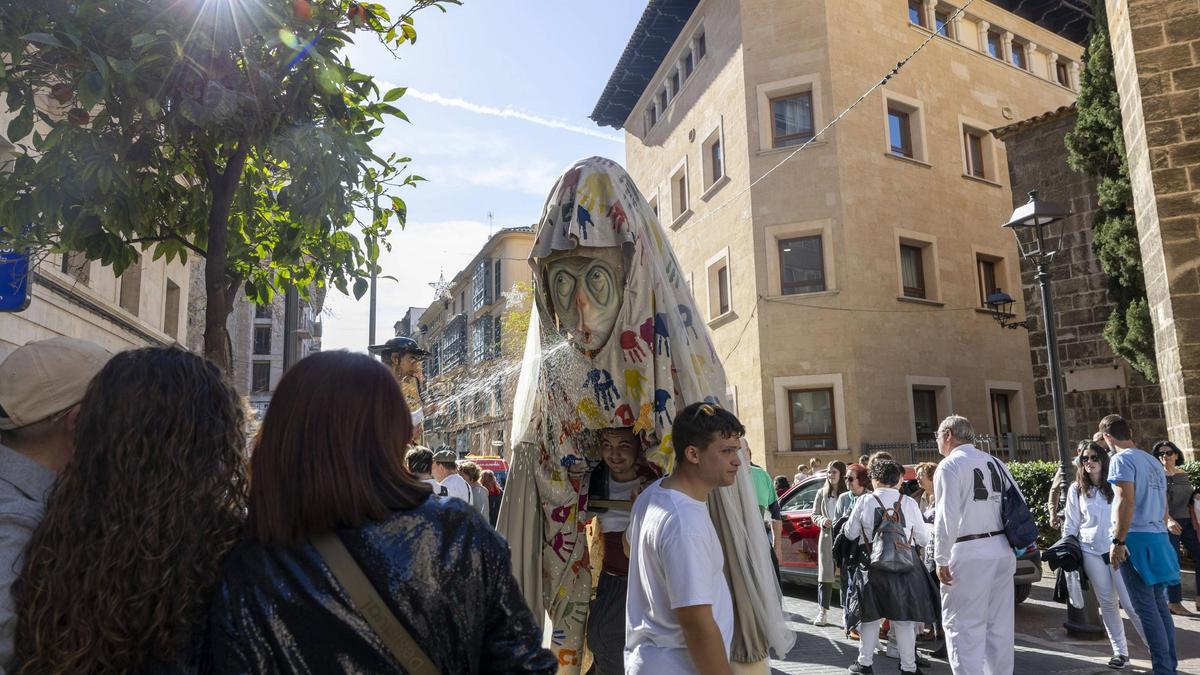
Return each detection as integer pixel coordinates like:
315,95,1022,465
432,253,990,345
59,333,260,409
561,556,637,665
498,157,793,671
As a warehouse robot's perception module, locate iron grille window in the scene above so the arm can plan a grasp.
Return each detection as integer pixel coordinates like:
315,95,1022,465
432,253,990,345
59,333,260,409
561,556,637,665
473,258,493,311
472,315,494,363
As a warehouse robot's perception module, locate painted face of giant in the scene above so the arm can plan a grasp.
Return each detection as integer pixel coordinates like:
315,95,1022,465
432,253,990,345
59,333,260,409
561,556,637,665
545,247,624,354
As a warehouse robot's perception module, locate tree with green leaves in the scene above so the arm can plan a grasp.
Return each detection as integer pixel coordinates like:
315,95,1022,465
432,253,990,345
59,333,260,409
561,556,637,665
1065,0,1157,381
0,0,458,371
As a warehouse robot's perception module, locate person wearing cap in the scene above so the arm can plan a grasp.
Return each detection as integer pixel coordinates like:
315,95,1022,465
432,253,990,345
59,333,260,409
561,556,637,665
431,448,472,503
370,336,431,442
0,336,111,669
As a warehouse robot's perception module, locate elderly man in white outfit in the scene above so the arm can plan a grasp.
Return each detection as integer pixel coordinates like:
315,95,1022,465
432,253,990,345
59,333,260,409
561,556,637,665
932,415,1018,675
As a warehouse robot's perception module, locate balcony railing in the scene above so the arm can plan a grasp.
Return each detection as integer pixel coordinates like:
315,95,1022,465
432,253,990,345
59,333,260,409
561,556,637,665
862,433,1051,465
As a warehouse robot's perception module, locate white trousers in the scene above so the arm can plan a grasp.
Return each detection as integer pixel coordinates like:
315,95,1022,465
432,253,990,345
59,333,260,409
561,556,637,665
941,553,1015,675
1080,550,1146,655
857,619,918,672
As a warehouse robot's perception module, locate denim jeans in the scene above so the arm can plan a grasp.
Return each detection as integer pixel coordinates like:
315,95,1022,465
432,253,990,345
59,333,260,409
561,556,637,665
1167,519,1200,603
1121,559,1178,675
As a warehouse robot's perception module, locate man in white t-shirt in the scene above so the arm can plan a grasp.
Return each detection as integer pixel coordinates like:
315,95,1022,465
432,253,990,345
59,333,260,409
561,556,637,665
432,448,471,502
625,402,743,675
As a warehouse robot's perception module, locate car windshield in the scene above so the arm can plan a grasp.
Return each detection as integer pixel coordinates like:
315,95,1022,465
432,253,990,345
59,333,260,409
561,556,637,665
781,479,822,513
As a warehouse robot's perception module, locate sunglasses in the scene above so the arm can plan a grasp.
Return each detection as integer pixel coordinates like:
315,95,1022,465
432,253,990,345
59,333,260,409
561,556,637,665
1155,451,1175,458
1080,455,1102,463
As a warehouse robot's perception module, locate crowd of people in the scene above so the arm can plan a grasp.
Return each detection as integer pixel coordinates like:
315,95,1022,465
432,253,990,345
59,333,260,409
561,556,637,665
0,339,554,674
0,334,1196,675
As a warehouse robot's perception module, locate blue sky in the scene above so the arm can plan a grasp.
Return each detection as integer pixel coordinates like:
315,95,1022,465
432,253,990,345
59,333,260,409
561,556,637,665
323,1,645,351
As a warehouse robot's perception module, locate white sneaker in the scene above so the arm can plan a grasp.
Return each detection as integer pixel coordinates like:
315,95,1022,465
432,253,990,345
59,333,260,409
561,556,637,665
813,609,828,626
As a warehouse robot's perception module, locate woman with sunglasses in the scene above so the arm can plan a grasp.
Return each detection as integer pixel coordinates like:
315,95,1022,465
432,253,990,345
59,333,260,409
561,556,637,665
835,463,870,637
1153,440,1200,616
1064,440,1146,670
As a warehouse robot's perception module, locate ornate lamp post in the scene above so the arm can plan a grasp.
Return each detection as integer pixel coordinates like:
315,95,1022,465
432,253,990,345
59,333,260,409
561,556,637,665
985,190,1072,475
985,190,1103,638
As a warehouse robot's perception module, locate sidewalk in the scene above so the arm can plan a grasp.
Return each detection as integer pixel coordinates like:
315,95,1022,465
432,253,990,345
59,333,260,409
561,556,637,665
771,570,1200,674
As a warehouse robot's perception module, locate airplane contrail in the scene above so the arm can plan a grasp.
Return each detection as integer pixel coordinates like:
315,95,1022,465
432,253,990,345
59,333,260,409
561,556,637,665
400,87,625,144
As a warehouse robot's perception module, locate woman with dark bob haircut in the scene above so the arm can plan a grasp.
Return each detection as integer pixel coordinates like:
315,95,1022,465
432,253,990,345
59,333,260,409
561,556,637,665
14,347,247,674
210,351,554,673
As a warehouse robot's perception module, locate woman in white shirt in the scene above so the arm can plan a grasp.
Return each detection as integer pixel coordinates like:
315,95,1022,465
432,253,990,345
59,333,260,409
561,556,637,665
1063,440,1146,670
844,459,935,675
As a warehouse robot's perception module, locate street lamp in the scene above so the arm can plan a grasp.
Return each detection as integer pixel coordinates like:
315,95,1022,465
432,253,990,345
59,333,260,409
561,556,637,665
983,290,1029,330
996,190,1072,478
988,190,1102,637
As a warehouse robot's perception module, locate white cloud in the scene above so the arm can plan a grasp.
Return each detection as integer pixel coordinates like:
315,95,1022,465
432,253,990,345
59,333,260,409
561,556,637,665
397,86,624,144
320,219,502,352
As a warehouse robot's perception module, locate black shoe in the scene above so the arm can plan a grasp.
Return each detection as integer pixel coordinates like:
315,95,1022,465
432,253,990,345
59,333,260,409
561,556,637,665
928,644,947,659
1108,654,1129,670
848,663,874,674
914,653,931,667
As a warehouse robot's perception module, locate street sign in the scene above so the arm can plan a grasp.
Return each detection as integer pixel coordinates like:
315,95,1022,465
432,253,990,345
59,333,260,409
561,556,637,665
0,228,33,313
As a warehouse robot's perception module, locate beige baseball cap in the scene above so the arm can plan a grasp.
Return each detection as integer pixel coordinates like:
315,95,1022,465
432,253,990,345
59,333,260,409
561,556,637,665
0,337,112,430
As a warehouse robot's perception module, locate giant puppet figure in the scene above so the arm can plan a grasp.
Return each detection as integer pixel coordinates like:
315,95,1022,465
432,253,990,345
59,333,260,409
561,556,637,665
498,157,793,672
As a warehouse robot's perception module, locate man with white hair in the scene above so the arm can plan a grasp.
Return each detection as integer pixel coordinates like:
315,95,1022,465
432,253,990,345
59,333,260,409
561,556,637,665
932,415,1019,675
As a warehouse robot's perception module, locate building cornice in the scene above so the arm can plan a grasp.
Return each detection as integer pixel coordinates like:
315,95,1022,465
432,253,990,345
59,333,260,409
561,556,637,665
590,0,1090,131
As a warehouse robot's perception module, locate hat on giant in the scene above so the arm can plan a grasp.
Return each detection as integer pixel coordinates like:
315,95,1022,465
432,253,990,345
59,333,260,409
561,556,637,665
432,449,458,464
0,337,112,430
368,336,430,358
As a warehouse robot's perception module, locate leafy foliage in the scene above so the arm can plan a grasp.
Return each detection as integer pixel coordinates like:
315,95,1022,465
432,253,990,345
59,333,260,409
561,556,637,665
1064,0,1157,381
0,0,458,369
1009,460,1060,548
500,281,532,358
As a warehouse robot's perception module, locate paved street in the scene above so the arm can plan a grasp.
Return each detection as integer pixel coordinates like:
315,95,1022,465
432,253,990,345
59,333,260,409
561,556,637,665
772,571,1200,674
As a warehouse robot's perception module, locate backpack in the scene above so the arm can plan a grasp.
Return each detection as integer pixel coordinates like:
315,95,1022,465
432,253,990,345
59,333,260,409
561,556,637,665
988,458,1038,549
867,494,915,573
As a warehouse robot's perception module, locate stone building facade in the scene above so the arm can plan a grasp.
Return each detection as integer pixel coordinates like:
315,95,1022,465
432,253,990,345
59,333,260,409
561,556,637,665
1105,0,1200,456
995,106,1168,448
413,227,534,455
592,0,1083,479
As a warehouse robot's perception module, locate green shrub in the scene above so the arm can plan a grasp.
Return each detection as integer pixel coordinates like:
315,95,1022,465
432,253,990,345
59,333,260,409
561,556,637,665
1010,460,1060,548
1182,461,1200,491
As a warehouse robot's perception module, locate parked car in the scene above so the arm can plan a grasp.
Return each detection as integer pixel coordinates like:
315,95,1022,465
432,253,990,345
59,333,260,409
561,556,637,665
775,468,1041,603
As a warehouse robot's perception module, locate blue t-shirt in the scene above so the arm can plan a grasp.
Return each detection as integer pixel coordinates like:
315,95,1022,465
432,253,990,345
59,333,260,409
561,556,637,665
1107,447,1168,534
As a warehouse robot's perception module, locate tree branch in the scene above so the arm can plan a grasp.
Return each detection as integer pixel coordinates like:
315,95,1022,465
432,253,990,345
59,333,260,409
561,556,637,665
128,233,207,258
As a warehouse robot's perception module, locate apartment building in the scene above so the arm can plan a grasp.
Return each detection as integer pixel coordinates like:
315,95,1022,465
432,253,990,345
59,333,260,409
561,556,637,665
591,0,1084,478
415,226,534,454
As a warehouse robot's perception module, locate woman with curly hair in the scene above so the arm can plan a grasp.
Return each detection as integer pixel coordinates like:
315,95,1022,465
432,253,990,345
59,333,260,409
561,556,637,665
210,351,554,673
13,347,247,674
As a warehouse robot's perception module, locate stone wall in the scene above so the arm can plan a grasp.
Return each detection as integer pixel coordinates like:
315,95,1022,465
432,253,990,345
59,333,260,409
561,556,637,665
1106,0,1200,457
998,109,1168,448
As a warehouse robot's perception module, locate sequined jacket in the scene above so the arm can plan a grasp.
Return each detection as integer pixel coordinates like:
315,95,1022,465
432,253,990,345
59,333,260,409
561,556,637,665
209,495,556,674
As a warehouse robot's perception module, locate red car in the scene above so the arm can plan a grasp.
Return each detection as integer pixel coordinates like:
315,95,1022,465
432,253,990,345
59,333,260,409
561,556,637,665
775,469,914,584
774,467,1041,603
